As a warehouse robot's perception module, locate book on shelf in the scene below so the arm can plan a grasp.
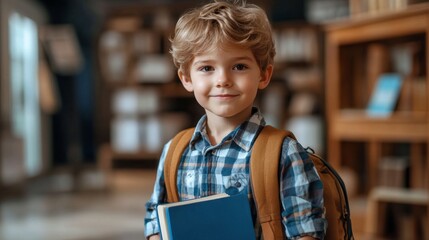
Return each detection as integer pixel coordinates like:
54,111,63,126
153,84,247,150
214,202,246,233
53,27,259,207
411,77,426,112
133,55,174,83
156,193,255,240
366,44,389,97
367,73,403,117
111,117,140,153
288,93,317,116
378,156,409,188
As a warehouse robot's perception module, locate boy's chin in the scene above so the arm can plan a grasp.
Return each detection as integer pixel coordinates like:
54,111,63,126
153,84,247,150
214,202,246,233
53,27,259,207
205,107,253,120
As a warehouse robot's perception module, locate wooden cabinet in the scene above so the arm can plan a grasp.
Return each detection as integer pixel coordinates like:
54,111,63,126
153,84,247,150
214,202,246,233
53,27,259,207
324,3,429,238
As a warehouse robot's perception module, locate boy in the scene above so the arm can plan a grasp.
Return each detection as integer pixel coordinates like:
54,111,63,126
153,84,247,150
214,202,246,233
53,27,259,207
144,1,327,239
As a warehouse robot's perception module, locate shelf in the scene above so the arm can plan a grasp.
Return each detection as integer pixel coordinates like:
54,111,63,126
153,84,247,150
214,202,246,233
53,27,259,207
106,82,192,98
98,144,161,173
161,82,193,98
107,149,161,161
324,5,429,237
331,110,427,141
325,3,429,44
366,187,428,238
369,187,428,205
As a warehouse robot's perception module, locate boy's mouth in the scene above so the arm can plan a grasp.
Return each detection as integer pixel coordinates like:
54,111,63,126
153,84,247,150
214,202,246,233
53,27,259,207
210,94,239,99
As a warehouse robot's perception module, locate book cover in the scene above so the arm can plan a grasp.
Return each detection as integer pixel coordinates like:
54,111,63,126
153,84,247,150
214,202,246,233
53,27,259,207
157,193,255,240
367,73,403,117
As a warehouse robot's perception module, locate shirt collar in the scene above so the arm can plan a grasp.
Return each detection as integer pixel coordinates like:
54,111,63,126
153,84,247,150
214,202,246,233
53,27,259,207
189,107,266,152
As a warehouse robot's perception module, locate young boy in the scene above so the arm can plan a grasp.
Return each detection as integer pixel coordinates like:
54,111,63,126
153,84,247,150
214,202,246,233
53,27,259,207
144,1,327,239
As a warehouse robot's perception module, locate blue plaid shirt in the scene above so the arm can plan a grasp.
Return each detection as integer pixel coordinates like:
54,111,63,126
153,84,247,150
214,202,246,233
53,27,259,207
145,108,327,239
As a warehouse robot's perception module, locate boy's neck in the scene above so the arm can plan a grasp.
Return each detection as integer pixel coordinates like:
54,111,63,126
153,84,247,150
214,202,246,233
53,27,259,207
205,108,253,145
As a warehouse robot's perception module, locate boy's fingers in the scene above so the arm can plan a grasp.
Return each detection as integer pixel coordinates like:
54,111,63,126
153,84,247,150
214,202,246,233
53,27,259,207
148,235,161,240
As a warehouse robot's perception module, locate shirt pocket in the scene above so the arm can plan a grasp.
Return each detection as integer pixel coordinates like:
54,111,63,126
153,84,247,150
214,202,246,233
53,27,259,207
222,172,249,195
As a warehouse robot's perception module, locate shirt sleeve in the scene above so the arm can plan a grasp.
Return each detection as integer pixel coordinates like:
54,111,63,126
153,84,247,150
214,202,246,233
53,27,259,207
144,141,171,238
279,137,327,240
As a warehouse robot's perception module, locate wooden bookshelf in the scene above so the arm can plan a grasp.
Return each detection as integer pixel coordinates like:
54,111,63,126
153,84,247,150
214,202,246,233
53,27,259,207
270,22,325,155
349,0,429,17
325,3,429,238
94,3,203,183
331,110,427,141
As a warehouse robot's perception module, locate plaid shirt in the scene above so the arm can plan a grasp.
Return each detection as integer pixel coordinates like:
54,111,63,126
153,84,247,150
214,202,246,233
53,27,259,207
145,108,327,239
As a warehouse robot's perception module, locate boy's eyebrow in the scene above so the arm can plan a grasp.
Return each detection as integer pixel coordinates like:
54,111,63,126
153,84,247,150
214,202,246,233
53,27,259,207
232,56,254,62
192,60,212,66
192,56,254,66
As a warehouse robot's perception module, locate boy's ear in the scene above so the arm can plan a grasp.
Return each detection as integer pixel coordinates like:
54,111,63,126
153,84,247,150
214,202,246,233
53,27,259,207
258,64,273,90
178,70,194,92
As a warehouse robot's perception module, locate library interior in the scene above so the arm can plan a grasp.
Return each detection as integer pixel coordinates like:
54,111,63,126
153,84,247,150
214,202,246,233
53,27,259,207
0,0,428,239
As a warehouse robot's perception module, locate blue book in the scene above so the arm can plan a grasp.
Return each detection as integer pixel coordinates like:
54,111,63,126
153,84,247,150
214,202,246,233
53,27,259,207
367,73,403,117
156,193,255,240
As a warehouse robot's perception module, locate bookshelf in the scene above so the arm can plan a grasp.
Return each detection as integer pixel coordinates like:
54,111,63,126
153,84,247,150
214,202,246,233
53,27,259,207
349,0,429,17
269,23,325,154
95,3,203,176
324,3,429,238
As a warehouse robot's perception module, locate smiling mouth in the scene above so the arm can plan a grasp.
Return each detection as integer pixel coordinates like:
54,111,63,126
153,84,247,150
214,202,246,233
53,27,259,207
211,94,239,98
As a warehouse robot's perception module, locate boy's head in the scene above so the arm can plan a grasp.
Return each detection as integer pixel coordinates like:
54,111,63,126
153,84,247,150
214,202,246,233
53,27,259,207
170,0,275,76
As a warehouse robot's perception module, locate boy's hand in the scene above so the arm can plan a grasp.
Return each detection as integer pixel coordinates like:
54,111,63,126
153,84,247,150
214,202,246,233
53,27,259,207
299,236,317,240
148,234,161,240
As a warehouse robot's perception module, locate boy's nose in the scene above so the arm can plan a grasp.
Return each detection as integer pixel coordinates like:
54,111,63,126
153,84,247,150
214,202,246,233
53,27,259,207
216,71,232,87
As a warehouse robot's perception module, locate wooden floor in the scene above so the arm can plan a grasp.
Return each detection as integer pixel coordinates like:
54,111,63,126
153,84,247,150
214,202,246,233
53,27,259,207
0,168,157,240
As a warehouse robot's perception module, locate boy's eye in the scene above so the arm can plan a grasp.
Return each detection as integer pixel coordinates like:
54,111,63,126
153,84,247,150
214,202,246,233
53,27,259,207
233,64,248,71
199,66,214,72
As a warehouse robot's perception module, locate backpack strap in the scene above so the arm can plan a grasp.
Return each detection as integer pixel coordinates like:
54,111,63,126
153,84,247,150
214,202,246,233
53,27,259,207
251,125,294,240
164,128,195,203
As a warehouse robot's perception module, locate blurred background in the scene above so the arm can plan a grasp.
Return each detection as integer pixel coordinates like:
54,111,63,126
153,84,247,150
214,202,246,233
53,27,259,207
0,0,428,239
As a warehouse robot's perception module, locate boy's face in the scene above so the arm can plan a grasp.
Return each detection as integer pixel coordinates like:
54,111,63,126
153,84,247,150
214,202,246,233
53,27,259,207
178,43,273,122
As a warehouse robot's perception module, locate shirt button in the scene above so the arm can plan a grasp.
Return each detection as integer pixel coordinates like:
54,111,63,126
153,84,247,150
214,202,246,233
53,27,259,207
235,182,241,188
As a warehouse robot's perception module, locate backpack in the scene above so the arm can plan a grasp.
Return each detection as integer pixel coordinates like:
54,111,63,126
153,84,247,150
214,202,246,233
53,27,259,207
164,125,354,240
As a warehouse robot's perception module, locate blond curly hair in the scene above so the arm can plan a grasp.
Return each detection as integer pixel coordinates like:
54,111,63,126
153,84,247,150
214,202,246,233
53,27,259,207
170,0,275,76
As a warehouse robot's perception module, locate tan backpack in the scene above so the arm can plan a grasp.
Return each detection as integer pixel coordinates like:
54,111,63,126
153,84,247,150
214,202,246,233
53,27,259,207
164,125,354,240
